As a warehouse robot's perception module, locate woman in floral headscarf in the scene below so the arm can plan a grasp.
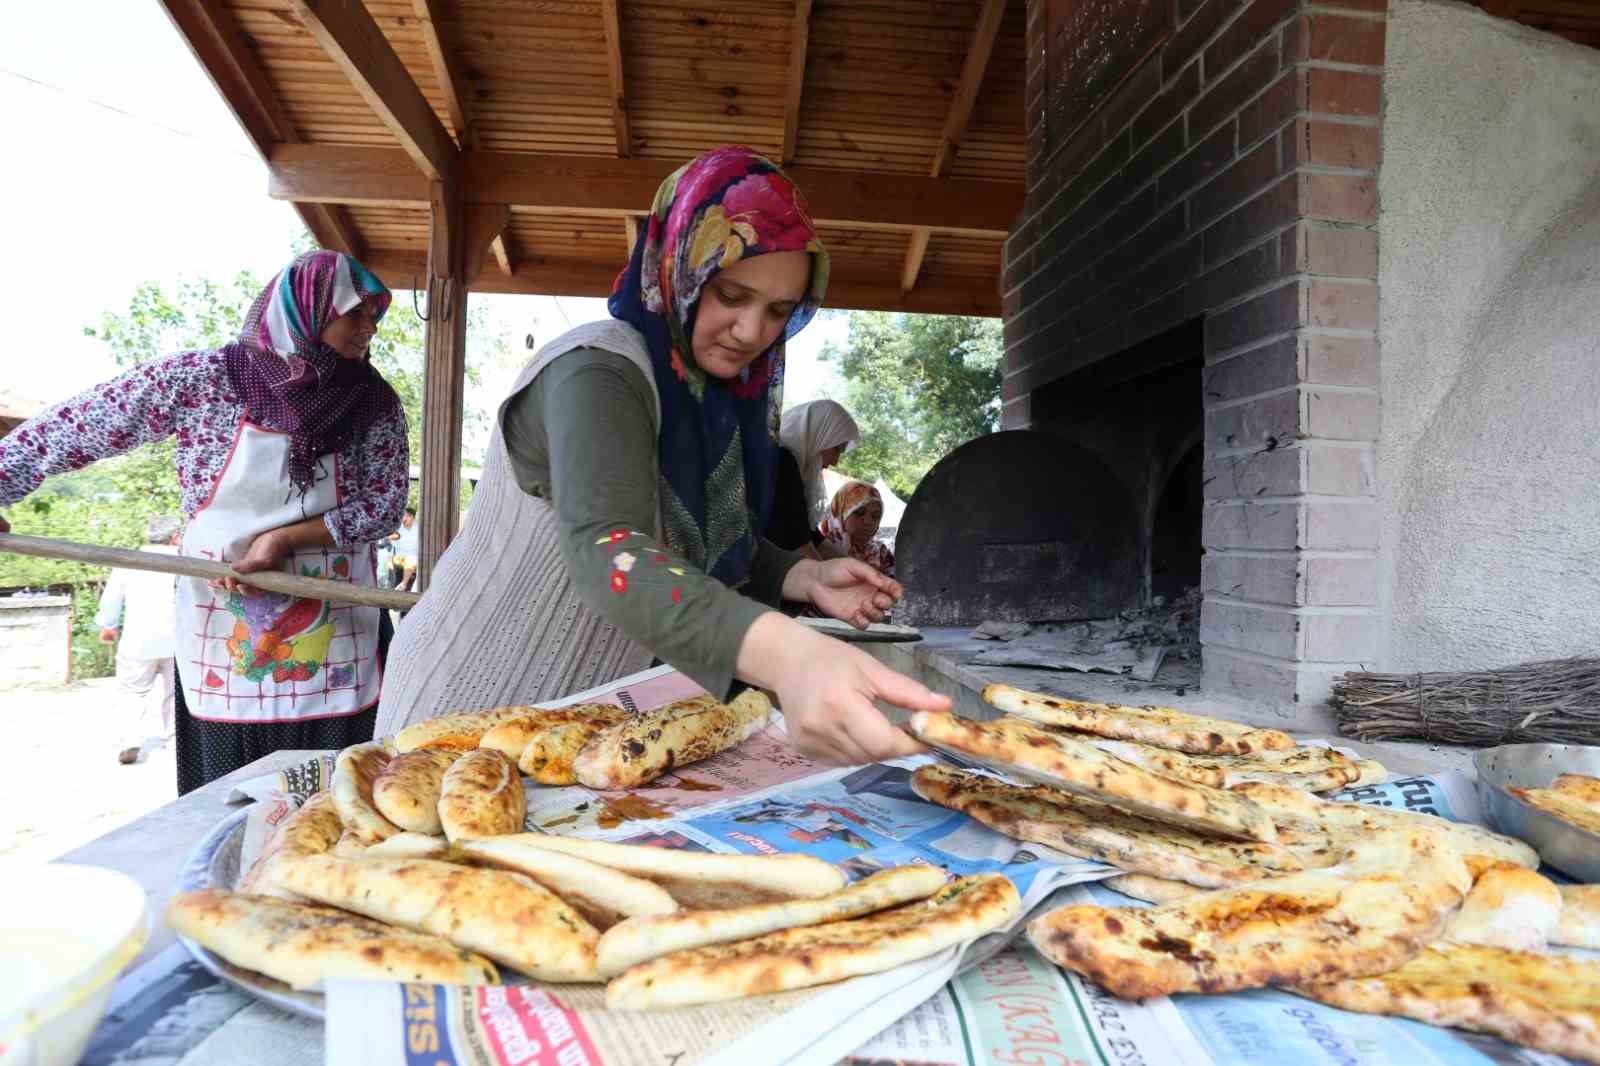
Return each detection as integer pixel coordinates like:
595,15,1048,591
380,146,947,766
0,252,410,792
819,481,895,577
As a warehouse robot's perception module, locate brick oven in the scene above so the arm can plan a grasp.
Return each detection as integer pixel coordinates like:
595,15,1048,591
999,0,1600,718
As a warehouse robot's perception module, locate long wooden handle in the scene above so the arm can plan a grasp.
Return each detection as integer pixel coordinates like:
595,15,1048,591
0,532,421,611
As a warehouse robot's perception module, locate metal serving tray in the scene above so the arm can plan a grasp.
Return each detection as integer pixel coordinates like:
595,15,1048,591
1474,743,1600,882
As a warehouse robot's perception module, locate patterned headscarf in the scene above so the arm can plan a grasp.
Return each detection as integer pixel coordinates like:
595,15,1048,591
820,480,894,575
609,146,829,587
221,251,400,491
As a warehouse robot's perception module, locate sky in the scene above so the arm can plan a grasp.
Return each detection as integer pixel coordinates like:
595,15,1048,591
0,5,847,457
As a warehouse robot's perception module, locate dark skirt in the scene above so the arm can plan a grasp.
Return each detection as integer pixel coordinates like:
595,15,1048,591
175,610,392,796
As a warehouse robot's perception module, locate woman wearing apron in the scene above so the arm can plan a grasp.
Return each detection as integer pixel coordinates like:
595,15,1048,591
0,251,410,793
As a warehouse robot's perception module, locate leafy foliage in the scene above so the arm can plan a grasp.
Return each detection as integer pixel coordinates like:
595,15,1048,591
820,312,1003,499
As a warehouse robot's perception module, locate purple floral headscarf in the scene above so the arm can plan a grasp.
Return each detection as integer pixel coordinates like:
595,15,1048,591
608,146,830,587
222,251,400,492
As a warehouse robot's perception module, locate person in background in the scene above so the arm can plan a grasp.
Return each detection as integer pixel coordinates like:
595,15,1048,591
777,399,859,533
389,507,419,591
98,514,182,764
819,480,894,577
379,145,947,765
0,251,409,794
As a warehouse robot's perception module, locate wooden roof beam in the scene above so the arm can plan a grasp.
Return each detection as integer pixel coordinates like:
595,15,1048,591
412,0,473,150
362,253,1000,317
157,0,363,257
780,0,814,165
289,0,460,185
268,145,1023,236
600,0,632,156
902,0,1007,293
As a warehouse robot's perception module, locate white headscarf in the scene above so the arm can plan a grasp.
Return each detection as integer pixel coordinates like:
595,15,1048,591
779,400,860,525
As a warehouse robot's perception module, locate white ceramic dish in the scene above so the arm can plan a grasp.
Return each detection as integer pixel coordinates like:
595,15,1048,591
0,863,149,1066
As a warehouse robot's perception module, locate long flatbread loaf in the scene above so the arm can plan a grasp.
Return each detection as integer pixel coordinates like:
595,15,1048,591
597,865,948,977
481,835,846,909
983,682,1294,755
459,836,680,930
1027,830,1468,999
438,748,525,842
168,889,499,990
521,712,632,784
479,704,624,764
606,874,1020,1010
574,690,773,790
908,712,1278,843
1232,781,1540,871
274,853,599,981
238,792,344,900
1511,781,1600,835
911,765,1301,888
372,749,460,835
393,706,532,753
1557,884,1600,950
1100,873,1202,905
1298,943,1600,1063
331,740,401,843
1092,740,1379,794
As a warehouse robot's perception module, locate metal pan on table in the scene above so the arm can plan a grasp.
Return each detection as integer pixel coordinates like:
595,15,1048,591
796,617,922,643
1474,743,1600,882
173,806,326,1020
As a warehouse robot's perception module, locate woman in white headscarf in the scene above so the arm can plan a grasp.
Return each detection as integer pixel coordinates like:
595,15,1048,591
774,400,859,542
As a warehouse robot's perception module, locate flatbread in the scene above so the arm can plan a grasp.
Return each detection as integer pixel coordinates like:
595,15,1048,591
1298,943,1600,1063
1556,884,1600,950
1090,740,1376,793
1442,864,1560,951
521,712,632,785
458,836,680,931
574,690,773,790
274,853,599,982
372,749,460,835
393,706,532,753
1553,772,1600,807
331,740,401,843
333,826,385,857
364,831,453,860
238,792,344,900
1027,829,1468,999
480,835,847,909
438,748,526,842
1231,781,1540,871
983,682,1294,755
1512,782,1600,836
167,888,499,990
911,765,1301,888
907,712,1279,843
606,874,1020,1010
1100,873,1202,905
597,865,948,977
479,704,624,765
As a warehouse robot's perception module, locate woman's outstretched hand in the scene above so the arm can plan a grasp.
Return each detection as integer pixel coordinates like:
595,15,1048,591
787,557,900,629
738,615,949,766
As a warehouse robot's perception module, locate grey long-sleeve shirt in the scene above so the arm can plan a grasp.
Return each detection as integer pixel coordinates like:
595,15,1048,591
500,347,803,698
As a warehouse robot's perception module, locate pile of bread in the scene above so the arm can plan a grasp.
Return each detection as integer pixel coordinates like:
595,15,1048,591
1514,771,1600,836
167,689,1021,1010
906,683,1600,1063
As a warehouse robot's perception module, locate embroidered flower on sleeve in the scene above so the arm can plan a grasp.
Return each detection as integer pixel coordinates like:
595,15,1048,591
610,571,628,594
614,551,636,572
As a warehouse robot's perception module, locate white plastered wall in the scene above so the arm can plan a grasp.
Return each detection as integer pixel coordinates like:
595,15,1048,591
1379,0,1600,670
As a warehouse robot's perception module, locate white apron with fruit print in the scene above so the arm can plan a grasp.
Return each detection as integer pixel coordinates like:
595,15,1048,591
176,418,382,722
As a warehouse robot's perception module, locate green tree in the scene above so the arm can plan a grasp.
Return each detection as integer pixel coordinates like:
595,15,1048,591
821,312,1003,499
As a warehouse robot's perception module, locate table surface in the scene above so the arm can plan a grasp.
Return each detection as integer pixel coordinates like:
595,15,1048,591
62,748,317,970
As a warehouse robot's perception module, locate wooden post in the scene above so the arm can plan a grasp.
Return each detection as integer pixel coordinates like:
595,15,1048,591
418,179,469,590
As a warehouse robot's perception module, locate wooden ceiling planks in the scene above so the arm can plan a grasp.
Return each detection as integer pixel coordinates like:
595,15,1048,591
196,0,1023,314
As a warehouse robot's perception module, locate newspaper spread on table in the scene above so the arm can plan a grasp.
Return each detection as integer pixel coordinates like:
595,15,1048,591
88,665,1588,1066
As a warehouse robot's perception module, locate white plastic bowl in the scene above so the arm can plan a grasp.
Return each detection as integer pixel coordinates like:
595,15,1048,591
0,863,149,1066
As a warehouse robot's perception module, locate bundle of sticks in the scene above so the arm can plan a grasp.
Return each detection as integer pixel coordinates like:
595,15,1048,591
1332,657,1600,746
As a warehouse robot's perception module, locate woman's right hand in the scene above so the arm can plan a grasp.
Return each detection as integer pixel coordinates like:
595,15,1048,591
739,614,950,765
